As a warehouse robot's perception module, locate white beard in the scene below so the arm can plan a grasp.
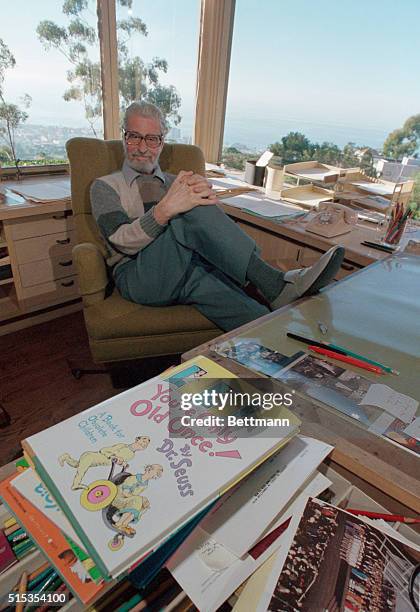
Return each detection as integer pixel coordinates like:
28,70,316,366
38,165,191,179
127,158,157,174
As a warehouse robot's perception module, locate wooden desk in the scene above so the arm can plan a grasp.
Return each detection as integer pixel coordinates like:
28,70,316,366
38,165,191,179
183,254,420,513
221,201,420,275
0,176,81,331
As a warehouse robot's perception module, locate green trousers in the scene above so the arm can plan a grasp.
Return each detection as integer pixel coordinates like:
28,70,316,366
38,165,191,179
114,205,270,331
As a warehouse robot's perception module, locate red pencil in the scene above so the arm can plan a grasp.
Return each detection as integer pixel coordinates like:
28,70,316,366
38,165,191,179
346,509,420,524
308,346,385,375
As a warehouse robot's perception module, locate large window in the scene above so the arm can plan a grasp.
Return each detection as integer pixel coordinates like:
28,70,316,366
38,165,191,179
223,0,420,177
115,0,200,143
0,0,103,168
0,0,200,170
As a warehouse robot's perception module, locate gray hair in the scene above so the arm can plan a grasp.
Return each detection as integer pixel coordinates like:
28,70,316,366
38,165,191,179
122,101,168,135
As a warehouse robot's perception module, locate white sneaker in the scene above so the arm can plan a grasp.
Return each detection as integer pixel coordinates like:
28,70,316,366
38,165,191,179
271,246,344,309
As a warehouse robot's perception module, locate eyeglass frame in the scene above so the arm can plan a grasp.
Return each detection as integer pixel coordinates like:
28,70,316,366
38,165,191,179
123,130,164,148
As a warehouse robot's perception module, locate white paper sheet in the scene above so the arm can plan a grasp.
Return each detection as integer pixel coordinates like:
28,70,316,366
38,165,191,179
290,169,338,181
256,151,274,167
368,411,395,434
201,436,333,557
360,384,418,423
229,195,305,218
167,473,330,612
210,177,305,218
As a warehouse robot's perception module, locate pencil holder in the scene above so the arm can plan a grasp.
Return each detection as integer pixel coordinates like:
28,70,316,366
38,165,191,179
380,203,408,245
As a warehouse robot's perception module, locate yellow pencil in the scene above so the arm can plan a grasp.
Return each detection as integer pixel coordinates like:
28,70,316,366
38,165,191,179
15,571,28,612
3,517,17,529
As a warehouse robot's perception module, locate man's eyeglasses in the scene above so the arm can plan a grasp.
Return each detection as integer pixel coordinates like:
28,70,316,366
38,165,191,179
123,131,163,148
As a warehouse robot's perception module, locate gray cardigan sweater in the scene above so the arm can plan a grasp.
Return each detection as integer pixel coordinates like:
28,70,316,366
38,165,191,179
90,160,175,271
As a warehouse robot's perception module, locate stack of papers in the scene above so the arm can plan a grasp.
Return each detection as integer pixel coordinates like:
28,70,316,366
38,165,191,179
7,177,71,203
167,436,333,611
210,177,305,219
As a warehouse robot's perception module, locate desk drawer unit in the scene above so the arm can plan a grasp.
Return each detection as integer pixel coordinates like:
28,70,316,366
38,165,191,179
3,209,80,310
14,230,76,265
19,256,76,288
18,275,79,303
7,212,75,240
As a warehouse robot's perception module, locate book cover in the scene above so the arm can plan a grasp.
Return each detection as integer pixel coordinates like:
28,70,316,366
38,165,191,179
0,528,16,574
22,356,299,579
11,468,103,583
0,474,109,605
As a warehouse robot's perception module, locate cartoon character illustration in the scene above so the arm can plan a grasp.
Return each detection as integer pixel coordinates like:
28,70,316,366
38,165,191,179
58,549,95,583
58,436,150,490
111,464,163,535
77,460,163,551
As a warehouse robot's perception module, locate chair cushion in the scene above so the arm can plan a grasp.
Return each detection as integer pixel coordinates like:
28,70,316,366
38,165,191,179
84,290,218,341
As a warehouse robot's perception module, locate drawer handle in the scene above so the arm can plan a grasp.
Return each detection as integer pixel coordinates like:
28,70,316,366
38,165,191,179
341,263,355,271
53,211,71,219
61,280,75,287
59,259,73,267
56,238,70,245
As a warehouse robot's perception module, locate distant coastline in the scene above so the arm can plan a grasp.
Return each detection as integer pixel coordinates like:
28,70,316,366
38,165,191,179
11,115,390,161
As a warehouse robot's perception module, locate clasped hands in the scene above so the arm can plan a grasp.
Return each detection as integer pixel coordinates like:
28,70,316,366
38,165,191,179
154,170,219,225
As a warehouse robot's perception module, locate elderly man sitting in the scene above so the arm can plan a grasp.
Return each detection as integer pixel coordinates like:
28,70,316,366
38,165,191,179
90,101,343,332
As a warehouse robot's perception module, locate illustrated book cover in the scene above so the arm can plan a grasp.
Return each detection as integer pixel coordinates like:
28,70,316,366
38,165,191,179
22,356,299,579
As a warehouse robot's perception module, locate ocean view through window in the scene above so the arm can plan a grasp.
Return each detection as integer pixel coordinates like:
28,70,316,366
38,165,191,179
222,0,420,187
0,0,103,169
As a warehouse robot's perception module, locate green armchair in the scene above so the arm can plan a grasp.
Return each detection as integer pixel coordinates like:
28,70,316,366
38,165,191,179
66,137,220,365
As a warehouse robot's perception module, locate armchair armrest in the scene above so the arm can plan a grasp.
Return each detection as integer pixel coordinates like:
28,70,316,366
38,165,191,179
72,243,109,306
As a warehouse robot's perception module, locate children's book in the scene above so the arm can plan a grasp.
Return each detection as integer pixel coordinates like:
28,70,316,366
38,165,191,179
22,356,299,579
0,474,110,605
11,468,102,583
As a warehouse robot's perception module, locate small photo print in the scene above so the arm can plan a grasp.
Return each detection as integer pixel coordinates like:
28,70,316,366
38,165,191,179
216,340,295,377
290,354,344,379
268,498,419,612
277,354,379,426
383,418,420,456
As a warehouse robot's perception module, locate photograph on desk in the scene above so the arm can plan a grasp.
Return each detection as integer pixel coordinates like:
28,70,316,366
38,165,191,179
275,353,420,455
215,339,302,377
264,498,420,612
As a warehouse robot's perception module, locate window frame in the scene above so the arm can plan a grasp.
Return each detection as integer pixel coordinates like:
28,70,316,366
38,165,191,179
0,0,234,178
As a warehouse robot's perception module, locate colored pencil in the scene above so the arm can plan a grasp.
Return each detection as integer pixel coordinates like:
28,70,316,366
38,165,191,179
309,346,385,375
28,567,55,591
3,517,16,529
346,509,420,524
130,577,175,611
327,344,400,375
37,583,68,612
287,332,399,375
15,571,28,612
4,523,21,536
27,561,51,584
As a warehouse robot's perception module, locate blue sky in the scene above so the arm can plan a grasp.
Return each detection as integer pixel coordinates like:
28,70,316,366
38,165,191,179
1,0,419,148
